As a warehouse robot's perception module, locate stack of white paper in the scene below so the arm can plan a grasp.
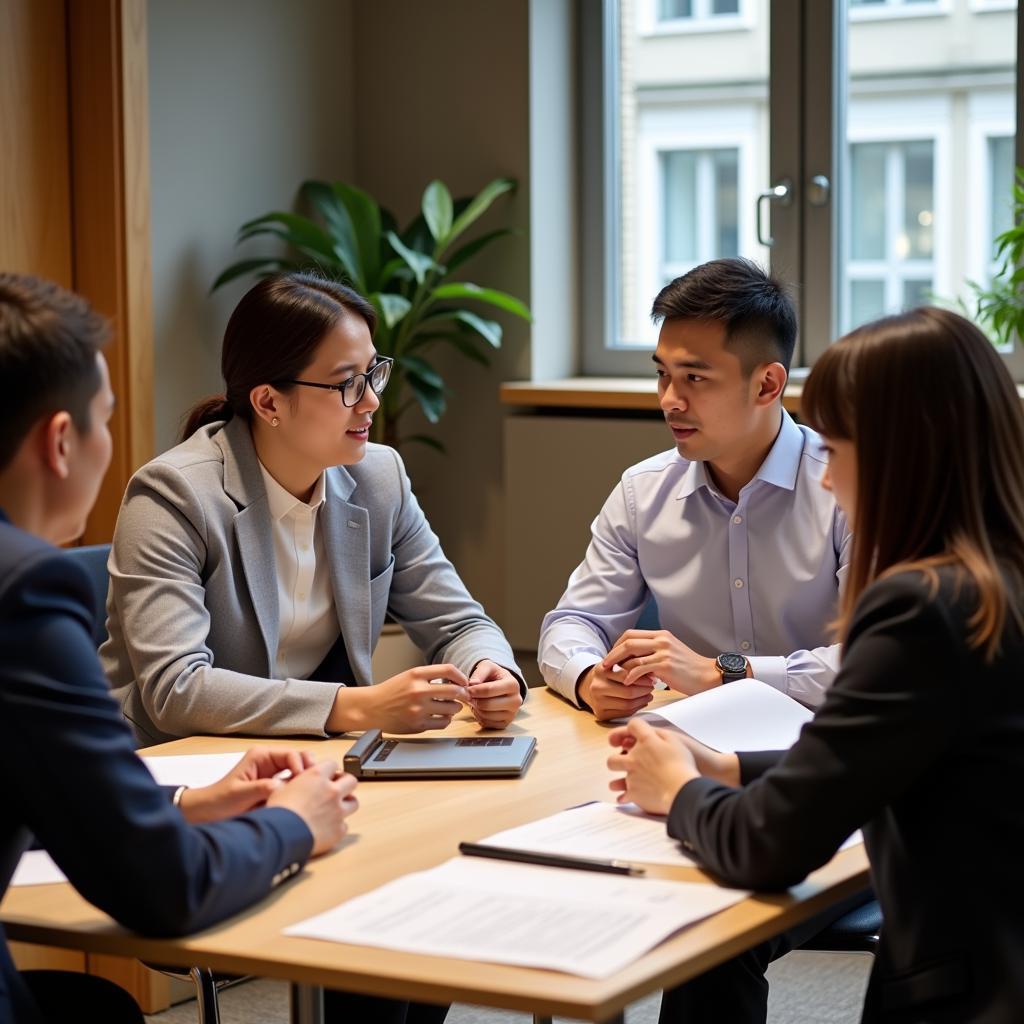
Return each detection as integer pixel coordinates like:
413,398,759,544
480,800,696,866
11,851,67,887
284,857,748,978
640,679,813,752
141,752,244,787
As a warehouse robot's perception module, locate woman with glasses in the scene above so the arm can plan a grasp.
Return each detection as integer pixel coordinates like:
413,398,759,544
102,272,524,758
608,307,1024,1023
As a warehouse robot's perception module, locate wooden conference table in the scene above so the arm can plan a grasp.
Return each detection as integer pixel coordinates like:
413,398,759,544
1,689,870,1023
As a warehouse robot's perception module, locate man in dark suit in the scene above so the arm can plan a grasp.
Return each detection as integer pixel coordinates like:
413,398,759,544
0,272,357,1023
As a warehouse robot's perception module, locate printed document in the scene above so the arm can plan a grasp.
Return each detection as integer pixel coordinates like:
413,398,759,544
640,679,813,752
480,800,695,866
284,856,748,978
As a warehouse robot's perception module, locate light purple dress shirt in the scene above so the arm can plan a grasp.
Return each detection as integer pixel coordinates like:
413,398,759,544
538,411,850,709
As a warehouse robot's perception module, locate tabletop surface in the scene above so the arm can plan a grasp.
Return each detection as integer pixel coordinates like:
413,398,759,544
1,689,870,1020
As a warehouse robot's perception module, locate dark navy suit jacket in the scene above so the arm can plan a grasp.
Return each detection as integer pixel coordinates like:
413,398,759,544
0,513,313,1023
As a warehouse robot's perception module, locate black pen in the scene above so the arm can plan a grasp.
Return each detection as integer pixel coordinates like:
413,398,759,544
458,841,646,876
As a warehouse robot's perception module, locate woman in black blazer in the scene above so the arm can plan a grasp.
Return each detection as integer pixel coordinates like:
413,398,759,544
608,306,1024,1023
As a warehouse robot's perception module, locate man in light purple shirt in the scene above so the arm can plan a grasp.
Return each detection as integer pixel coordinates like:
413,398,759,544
540,258,850,723
539,259,859,1024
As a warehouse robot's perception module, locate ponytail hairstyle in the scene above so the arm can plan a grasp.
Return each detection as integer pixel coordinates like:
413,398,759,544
181,272,377,442
801,306,1024,660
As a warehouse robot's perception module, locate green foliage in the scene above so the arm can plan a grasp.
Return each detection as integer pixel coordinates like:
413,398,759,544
214,177,531,449
965,169,1024,349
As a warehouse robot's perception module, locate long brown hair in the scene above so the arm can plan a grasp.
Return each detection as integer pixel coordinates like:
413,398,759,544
802,306,1024,659
181,272,377,441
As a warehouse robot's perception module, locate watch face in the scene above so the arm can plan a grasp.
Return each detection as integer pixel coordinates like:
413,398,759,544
718,653,746,675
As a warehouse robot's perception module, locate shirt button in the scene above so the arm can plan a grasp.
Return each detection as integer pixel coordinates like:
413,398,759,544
733,515,743,525
734,578,744,589
297,592,307,601
740,641,751,651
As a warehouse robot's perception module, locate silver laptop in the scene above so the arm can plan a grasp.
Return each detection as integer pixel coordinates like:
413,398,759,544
343,729,537,779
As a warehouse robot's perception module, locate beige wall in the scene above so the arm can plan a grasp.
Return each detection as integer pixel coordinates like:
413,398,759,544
148,0,356,451
353,0,533,626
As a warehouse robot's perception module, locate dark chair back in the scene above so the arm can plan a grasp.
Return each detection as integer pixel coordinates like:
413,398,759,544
65,543,112,647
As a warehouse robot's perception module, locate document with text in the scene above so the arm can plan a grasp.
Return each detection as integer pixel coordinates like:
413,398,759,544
479,800,696,866
285,857,748,978
639,679,813,752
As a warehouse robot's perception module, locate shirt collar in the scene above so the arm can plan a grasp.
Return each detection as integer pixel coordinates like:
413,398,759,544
675,410,804,500
752,410,804,492
257,461,326,521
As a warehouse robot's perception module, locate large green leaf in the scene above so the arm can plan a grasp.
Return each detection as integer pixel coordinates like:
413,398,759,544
405,374,447,423
422,181,454,247
401,354,445,389
447,310,502,348
408,330,492,366
211,257,295,292
373,292,412,330
238,212,336,260
444,178,516,252
431,282,531,320
444,228,514,274
332,183,382,290
300,180,364,286
386,231,434,285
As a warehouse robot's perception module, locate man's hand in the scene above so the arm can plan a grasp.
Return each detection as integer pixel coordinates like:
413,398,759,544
577,662,655,722
326,665,471,734
267,760,359,856
177,747,316,824
603,629,722,695
466,660,523,729
606,719,700,815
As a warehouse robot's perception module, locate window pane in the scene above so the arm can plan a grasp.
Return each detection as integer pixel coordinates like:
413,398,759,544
850,144,886,260
713,149,740,255
659,0,692,19
663,151,698,263
991,135,1016,242
839,0,1015,344
902,279,932,310
850,280,886,327
712,0,740,14
902,141,934,260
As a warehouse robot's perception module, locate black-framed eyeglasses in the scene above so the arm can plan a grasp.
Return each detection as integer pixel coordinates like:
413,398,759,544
282,357,393,408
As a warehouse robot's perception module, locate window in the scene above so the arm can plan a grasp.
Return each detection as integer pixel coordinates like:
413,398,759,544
581,0,1021,377
658,0,741,21
844,139,936,330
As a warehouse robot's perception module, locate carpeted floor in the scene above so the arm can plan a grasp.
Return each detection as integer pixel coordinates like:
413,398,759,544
145,950,872,1023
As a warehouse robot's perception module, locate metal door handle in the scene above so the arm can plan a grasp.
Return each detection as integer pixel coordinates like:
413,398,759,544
756,179,792,247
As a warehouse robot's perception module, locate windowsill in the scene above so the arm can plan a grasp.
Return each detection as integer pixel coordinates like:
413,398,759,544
500,378,804,414
501,377,1024,414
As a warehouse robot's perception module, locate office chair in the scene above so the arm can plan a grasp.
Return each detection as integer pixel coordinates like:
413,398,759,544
64,544,240,1023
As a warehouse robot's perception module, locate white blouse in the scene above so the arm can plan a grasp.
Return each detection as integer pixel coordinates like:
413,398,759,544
257,461,339,680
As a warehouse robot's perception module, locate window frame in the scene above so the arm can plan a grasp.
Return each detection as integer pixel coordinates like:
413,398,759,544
577,0,1024,381
640,0,754,36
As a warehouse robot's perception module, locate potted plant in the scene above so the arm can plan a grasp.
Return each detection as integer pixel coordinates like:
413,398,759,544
213,177,532,449
964,168,1024,348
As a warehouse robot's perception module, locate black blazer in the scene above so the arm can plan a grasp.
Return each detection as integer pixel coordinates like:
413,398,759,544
669,569,1024,1024
0,515,313,1024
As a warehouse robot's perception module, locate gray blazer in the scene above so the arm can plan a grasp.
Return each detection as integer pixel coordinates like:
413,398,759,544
102,418,522,743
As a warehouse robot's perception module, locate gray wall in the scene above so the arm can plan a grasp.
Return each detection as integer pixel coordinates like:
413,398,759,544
148,0,355,451
352,0,533,624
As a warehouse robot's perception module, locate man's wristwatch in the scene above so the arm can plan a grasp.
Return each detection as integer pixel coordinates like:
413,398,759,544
715,652,749,684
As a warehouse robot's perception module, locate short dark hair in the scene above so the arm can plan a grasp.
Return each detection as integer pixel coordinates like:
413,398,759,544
0,273,109,472
651,258,798,373
181,272,379,441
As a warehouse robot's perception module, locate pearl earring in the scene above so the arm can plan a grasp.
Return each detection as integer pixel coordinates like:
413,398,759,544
271,417,279,427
